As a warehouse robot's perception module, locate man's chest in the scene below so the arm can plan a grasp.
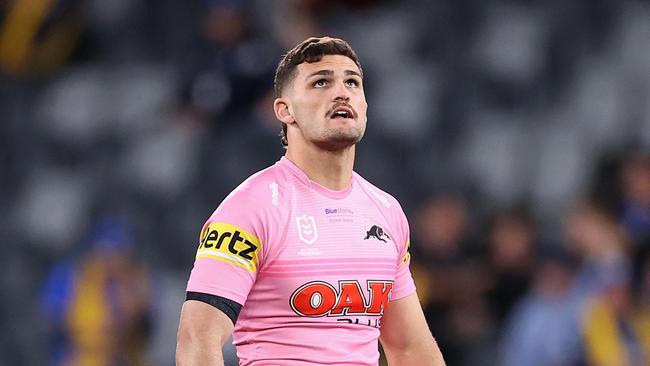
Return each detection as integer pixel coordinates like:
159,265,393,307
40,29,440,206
252,198,399,322
284,203,397,258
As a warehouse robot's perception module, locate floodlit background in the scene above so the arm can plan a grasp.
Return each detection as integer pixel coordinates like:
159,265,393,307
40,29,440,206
1,0,650,365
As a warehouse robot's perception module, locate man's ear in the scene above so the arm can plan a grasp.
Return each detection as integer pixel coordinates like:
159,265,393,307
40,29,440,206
274,98,294,124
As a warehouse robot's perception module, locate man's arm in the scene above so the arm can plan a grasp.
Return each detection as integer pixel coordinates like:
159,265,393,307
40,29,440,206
176,300,234,366
379,292,446,366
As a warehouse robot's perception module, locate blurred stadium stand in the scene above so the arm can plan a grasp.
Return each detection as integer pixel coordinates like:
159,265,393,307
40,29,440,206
1,0,650,365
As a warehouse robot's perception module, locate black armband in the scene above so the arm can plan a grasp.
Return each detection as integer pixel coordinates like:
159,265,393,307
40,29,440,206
186,291,243,325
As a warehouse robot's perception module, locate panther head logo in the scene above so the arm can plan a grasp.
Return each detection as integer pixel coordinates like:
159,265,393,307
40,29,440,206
364,225,391,243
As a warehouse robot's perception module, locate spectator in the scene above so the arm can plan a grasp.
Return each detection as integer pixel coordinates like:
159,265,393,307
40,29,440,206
565,201,630,302
564,201,634,364
179,0,280,125
618,150,650,245
39,215,153,366
580,264,650,365
411,193,491,365
500,245,579,366
483,206,537,328
0,0,85,77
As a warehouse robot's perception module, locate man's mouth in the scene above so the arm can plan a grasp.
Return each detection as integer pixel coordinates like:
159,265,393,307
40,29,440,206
329,106,354,120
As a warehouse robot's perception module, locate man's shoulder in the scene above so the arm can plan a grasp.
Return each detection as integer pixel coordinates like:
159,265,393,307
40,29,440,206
353,172,402,212
353,172,410,245
221,162,292,208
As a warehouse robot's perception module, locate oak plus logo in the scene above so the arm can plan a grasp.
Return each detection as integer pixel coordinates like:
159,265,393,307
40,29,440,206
290,280,393,317
296,214,318,244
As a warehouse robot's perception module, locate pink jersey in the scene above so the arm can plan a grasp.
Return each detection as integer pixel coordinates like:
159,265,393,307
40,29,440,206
186,157,416,365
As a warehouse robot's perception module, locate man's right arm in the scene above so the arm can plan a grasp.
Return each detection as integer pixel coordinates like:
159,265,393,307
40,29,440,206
176,300,234,366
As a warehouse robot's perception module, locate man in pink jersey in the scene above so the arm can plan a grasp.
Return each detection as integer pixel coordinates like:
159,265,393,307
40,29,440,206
176,36,446,366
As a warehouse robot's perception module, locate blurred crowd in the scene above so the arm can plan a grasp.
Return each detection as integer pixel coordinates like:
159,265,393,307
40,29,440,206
1,0,650,365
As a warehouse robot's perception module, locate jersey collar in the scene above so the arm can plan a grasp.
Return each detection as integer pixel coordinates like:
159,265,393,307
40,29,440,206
277,156,354,199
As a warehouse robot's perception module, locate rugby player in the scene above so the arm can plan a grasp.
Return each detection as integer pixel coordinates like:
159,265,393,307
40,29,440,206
176,36,445,366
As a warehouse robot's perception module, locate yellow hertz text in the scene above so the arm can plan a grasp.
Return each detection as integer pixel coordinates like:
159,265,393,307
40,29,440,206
196,222,262,272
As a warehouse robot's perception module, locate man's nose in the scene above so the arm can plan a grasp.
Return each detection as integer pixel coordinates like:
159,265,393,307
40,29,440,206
332,81,350,102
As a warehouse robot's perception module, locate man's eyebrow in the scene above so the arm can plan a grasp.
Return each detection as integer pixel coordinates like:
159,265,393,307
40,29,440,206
345,70,362,78
305,69,363,79
306,70,333,79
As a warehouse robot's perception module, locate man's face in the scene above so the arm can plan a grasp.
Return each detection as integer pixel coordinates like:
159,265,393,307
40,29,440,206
284,54,368,150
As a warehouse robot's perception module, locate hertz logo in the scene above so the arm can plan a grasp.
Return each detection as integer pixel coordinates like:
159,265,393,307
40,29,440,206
196,222,262,272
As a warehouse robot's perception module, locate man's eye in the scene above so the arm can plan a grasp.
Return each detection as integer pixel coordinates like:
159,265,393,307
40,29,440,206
346,79,359,87
314,80,327,87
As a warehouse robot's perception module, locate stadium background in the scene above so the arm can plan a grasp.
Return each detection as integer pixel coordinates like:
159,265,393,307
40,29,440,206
1,0,650,365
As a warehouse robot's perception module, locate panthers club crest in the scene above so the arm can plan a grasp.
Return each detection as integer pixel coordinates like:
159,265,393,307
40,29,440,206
364,225,391,243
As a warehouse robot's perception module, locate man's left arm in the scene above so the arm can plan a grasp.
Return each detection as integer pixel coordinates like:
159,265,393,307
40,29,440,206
379,292,446,366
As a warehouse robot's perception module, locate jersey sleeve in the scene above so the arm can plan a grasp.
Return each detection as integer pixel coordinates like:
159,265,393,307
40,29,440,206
391,206,417,301
185,184,270,306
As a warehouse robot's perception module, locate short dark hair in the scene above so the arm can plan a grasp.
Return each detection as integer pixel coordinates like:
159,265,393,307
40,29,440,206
274,36,363,147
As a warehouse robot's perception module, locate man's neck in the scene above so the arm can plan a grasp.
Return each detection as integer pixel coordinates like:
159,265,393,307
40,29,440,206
285,144,356,191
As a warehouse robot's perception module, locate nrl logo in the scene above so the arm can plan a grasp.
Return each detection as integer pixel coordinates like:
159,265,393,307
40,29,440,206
296,214,318,244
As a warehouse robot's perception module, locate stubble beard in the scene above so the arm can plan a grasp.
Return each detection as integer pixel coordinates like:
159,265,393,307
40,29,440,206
312,125,365,152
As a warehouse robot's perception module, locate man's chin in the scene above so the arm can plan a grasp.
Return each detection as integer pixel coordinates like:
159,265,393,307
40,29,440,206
314,133,363,151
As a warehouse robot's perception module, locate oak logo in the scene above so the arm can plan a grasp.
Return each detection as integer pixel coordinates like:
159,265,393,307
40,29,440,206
196,222,262,272
290,280,393,317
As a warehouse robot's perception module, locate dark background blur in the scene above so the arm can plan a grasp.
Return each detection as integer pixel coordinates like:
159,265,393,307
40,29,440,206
1,0,650,365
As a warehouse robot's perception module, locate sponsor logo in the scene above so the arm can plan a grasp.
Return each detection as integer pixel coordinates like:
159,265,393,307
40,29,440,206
400,239,411,266
298,247,323,256
296,214,318,244
324,208,354,215
325,208,355,223
196,222,262,272
290,280,393,317
269,182,279,206
362,182,391,208
364,225,391,243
